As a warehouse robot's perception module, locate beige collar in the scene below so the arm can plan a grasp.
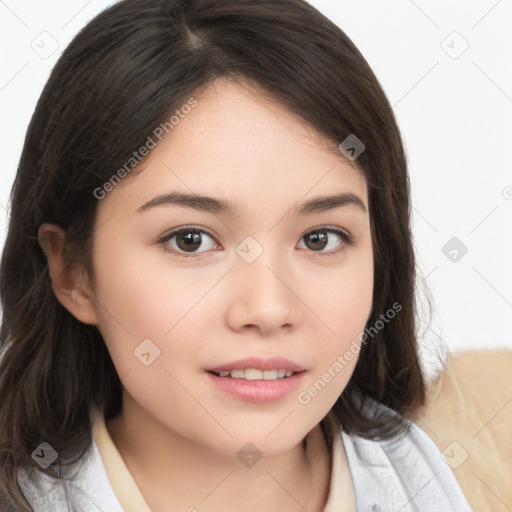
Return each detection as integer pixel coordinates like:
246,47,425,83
91,409,152,510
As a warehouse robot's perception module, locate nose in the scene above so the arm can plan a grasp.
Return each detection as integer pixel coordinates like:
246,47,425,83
224,248,300,336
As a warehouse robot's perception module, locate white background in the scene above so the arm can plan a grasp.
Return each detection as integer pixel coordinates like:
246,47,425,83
1,0,511,361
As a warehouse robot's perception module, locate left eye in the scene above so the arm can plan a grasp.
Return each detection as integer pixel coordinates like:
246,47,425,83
297,229,350,253
160,228,218,255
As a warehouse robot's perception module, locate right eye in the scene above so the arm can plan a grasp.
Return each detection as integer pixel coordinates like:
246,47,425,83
158,227,220,258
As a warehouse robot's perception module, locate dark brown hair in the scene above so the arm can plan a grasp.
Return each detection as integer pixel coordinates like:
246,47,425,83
0,0,425,508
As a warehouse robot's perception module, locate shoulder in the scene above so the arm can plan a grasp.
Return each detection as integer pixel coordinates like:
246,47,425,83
337,400,473,512
17,438,123,511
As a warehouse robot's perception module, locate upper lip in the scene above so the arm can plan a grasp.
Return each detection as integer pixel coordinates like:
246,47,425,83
207,357,306,373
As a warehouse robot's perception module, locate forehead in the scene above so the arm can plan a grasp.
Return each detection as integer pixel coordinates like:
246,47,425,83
102,77,368,216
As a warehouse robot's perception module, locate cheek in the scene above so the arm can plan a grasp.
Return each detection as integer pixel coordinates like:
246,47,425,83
301,250,373,395
310,249,374,341
292,261,373,445
91,234,213,332
89,245,209,424
89,234,214,378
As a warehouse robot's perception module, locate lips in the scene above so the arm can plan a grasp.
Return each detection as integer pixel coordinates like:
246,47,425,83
205,357,307,402
205,369,305,403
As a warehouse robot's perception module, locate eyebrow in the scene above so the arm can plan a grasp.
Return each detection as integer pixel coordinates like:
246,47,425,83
136,191,367,216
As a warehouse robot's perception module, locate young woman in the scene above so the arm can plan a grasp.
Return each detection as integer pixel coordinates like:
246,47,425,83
0,0,472,510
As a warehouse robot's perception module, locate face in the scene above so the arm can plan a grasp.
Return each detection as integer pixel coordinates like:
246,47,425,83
89,78,373,456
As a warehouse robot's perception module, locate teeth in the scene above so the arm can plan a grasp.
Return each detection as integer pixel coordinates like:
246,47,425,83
215,368,297,380
263,370,278,380
245,369,262,380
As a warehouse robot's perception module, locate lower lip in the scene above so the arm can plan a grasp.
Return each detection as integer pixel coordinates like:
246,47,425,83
205,371,306,403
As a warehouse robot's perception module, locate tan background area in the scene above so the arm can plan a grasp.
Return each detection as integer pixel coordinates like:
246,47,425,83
418,349,512,512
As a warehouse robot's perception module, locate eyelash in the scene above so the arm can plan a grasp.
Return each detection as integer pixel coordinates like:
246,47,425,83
157,225,354,259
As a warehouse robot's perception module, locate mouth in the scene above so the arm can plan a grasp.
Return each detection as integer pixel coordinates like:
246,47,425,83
205,357,307,402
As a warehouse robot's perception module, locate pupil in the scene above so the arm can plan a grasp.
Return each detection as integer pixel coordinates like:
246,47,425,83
306,231,327,251
177,231,201,252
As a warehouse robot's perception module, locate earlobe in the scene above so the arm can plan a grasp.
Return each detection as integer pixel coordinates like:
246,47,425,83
38,223,98,325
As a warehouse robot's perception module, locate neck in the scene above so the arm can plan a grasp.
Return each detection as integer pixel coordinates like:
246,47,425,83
105,392,331,512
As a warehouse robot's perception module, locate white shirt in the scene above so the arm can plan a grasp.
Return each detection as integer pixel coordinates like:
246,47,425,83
18,401,472,511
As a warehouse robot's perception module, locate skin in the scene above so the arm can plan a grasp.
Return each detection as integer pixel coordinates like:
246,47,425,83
39,77,373,511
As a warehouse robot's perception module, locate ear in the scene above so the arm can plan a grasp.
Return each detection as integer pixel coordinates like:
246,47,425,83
38,223,98,325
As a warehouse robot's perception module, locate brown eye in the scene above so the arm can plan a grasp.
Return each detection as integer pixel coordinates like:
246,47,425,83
297,228,352,255
304,231,329,251
176,231,202,252
160,228,218,256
